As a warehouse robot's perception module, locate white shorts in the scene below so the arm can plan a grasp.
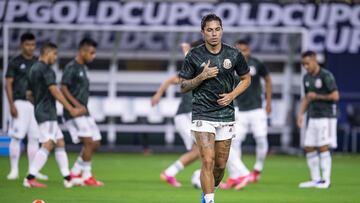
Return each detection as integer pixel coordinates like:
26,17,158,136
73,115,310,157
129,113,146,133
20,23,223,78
8,100,40,140
304,118,337,148
191,120,236,141
65,116,102,144
235,108,268,141
174,112,194,151
38,121,64,143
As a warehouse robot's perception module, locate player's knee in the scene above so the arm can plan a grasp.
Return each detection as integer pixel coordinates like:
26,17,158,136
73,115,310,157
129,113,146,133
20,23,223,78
42,141,54,152
201,156,215,170
319,145,329,152
55,139,65,148
304,147,316,153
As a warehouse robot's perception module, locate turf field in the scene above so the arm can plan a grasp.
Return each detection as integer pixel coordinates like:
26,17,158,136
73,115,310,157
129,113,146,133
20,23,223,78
0,153,359,203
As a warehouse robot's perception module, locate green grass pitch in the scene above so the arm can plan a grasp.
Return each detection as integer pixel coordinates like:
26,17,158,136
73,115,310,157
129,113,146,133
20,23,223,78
0,153,359,203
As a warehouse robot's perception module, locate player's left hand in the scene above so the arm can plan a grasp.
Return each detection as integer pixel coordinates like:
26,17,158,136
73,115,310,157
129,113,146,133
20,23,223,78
266,102,272,114
306,92,317,101
217,93,235,106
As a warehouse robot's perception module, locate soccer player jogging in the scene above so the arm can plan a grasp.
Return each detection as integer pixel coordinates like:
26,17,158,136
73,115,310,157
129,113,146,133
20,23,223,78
61,38,104,186
179,14,250,203
5,33,48,181
221,40,272,190
152,40,202,187
23,42,86,188
297,51,339,189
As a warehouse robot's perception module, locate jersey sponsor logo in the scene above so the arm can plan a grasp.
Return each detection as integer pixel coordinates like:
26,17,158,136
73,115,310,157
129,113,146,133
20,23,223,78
249,66,257,76
20,63,26,69
315,78,322,88
223,59,232,69
196,120,202,127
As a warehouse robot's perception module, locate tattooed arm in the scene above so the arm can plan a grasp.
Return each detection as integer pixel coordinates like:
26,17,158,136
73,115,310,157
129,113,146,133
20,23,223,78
180,60,218,93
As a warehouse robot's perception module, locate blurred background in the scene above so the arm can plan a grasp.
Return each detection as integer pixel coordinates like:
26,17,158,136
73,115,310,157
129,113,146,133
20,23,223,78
1,0,360,155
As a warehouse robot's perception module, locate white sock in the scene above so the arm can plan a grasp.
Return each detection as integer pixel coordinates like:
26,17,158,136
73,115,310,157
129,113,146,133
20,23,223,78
306,151,321,181
82,161,92,180
254,136,268,171
27,138,39,169
164,160,184,177
71,156,84,175
227,139,250,179
55,148,70,177
320,151,332,183
204,193,215,203
29,147,49,176
9,138,21,174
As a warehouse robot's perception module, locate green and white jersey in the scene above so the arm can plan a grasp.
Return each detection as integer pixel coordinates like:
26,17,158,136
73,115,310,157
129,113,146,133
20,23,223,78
179,43,249,122
235,56,269,111
28,61,57,123
61,60,90,120
303,68,338,118
176,92,192,115
5,55,37,100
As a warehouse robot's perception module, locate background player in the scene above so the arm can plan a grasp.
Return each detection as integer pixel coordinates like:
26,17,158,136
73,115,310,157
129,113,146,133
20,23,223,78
5,33,48,181
23,42,86,188
179,14,250,203
61,38,103,186
152,40,202,187
297,51,339,189
221,40,272,189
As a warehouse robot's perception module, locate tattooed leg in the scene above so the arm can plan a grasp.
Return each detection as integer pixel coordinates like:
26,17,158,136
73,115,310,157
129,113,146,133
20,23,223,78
194,131,215,194
213,139,232,187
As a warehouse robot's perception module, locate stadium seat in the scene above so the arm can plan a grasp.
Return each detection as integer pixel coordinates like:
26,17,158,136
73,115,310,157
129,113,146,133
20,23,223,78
159,98,181,118
88,97,106,122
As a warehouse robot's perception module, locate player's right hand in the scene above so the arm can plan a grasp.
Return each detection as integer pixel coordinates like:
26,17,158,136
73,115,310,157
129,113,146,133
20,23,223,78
297,114,304,129
10,104,18,118
201,60,218,80
151,94,161,106
70,106,87,117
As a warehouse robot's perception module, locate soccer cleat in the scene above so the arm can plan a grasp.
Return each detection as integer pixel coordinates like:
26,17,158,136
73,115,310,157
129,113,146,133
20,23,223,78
234,175,250,190
64,179,75,188
160,172,181,187
70,172,82,179
315,180,331,189
7,171,19,180
201,192,206,203
248,170,261,183
23,178,47,188
83,176,104,187
219,178,238,189
36,173,49,181
299,180,322,188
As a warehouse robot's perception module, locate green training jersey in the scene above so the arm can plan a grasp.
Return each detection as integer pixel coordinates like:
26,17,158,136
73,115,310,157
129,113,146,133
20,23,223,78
176,92,192,115
303,68,338,118
61,60,90,120
179,43,249,122
28,61,57,123
5,55,37,100
235,56,269,111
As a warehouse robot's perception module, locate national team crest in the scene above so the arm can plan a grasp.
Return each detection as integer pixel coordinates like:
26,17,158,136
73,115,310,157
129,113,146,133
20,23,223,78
305,81,310,87
249,66,257,76
223,59,232,69
79,71,84,77
315,78,322,88
20,64,26,69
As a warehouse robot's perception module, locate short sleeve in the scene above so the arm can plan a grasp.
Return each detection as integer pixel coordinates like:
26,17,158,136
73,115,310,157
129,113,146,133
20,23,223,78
235,52,249,76
257,61,269,77
43,68,56,87
178,54,196,80
303,76,309,94
5,60,16,78
324,72,338,92
61,66,73,86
